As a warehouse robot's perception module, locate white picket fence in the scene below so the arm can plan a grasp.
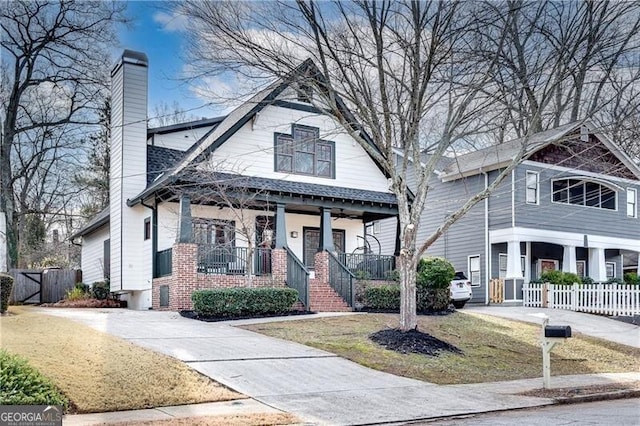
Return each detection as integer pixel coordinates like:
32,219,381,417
523,282,640,316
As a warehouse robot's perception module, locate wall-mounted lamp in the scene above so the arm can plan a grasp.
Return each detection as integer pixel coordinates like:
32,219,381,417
290,231,299,238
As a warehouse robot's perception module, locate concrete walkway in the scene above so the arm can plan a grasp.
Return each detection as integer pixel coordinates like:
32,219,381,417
42,308,638,425
466,306,640,348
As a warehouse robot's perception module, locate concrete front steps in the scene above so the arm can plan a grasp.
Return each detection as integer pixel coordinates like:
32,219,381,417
309,279,352,312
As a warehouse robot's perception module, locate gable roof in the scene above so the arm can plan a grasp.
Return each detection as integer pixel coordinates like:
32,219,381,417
440,120,640,181
128,60,389,206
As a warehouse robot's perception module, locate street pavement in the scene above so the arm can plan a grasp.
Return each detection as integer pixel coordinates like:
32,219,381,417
41,307,639,425
425,397,640,426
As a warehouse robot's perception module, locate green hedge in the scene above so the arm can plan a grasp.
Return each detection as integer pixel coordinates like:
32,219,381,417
0,273,13,314
191,287,298,317
364,284,450,312
364,285,400,310
0,350,68,408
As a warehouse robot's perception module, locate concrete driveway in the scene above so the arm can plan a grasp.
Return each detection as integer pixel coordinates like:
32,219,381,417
39,308,552,425
466,306,640,348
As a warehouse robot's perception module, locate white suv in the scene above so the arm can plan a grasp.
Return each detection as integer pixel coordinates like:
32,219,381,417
450,272,472,308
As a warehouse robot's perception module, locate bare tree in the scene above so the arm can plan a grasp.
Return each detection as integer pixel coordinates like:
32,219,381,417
179,0,636,330
477,0,640,137
175,161,273,287
150,100,198,128
0,0,127,268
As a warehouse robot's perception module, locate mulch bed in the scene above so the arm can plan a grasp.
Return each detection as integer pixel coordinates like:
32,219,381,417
369,328,463,356
180,310,316,322
42,299,122,308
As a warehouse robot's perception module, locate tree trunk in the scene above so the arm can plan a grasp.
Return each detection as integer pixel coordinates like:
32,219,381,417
398,253,418,331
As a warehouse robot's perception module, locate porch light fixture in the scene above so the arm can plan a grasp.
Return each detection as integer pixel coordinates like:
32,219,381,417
290,231,298,238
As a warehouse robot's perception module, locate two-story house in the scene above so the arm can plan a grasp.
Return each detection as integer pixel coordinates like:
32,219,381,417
71,50,398,311
375,121,640,304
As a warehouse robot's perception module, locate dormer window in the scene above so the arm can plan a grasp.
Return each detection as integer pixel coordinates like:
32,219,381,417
274,124,335,178
552,178,616,210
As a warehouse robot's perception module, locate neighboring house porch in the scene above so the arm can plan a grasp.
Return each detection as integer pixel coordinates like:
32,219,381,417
490,228,638,302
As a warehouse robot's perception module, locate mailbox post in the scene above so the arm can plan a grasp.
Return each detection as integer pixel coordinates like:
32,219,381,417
539,315,572,389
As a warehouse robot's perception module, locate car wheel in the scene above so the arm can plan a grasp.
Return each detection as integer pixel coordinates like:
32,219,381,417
453,301,467,309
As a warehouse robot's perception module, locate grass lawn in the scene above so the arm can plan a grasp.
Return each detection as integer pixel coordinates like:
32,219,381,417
111,413,298,426
0,306,243,413
242,312,640,384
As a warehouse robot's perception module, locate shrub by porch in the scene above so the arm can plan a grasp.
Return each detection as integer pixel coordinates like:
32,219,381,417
192,287,298,318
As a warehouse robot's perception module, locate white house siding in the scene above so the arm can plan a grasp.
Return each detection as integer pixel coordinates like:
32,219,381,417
208,104,390,193
148,126,215,151
81,225,110,285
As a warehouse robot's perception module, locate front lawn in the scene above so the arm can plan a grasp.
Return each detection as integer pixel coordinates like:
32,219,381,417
0,306,243,413
241,312,639,384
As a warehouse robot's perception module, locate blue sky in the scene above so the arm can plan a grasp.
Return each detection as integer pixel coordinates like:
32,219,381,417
118,1,219,120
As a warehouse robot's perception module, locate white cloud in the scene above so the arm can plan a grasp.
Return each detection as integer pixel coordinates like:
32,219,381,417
153,11,188,32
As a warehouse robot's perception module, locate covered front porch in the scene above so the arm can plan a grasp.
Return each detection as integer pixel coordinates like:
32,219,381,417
149,175,398,311
490,227,639,302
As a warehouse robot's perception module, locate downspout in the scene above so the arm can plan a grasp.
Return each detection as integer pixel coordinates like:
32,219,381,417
483,171,490,305
140,198,157,279
511,169,516,228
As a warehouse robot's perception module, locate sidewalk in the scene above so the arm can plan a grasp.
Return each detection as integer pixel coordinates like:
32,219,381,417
466,305,640,348
47,308,638,425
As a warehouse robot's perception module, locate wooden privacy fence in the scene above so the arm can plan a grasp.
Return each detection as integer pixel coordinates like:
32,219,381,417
9,269,81,304
489,279,504,304
523,282,640,316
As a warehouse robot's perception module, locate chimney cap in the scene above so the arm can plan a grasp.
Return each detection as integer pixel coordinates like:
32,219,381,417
112,49,148,75
122,49,148,66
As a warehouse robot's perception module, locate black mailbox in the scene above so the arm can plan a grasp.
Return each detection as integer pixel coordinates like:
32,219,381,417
545,325,572,338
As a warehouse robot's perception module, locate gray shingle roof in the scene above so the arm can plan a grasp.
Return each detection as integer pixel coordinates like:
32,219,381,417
69,207,110,240
178,170,397,205
147,145,186,185
440,121,582,179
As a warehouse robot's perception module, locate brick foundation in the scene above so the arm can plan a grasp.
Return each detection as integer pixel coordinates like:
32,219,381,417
152,245,287,311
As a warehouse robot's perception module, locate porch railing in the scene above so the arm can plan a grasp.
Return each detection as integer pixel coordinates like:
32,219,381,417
523,282,640,316
328,251,355,306
337,253,396,280
155,248,172,278
197,245,272,275
285,246,309,309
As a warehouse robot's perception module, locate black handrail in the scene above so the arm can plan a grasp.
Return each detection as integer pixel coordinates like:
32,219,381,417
328,251,355,306
337,252,395,280
197,245,272,275
284,246,310,309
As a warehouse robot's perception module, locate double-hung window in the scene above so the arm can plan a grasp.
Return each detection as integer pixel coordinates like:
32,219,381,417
525,171,539,204
275,125,335,178
468,255,481,287
627,188,637,218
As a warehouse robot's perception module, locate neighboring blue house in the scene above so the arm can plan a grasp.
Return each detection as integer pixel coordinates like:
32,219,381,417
374,121,640,304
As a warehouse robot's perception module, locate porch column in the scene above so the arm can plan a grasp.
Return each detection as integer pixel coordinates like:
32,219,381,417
318,207,334,252
505,240,523,279
177,195,193,243
588,247,607,282
274,203,287,249
562,245,577,274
